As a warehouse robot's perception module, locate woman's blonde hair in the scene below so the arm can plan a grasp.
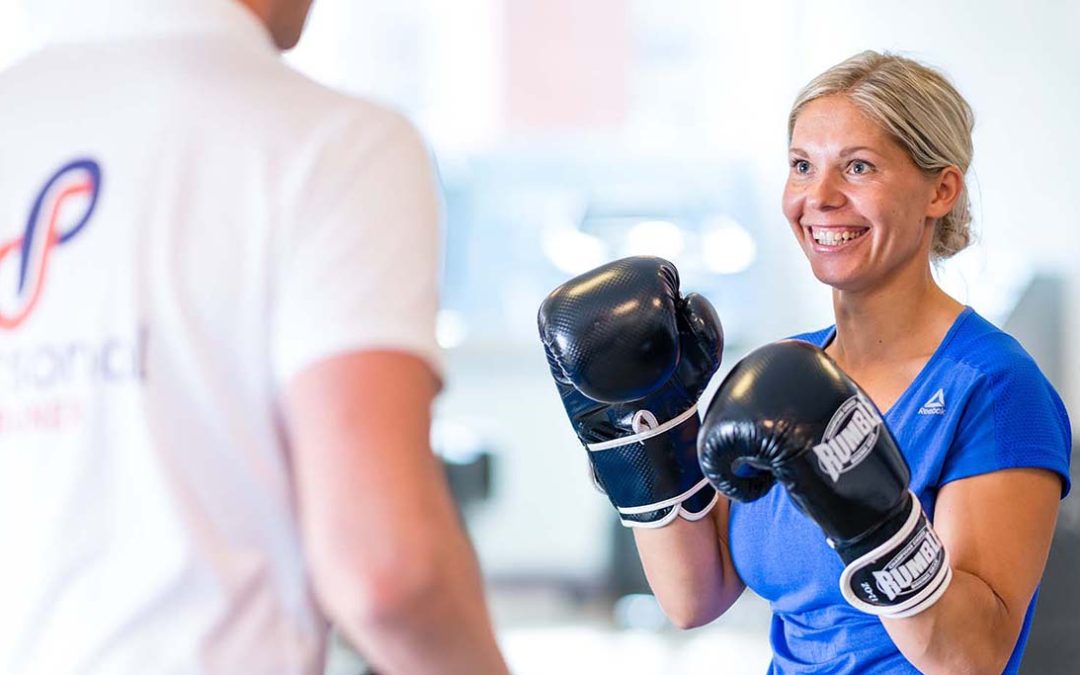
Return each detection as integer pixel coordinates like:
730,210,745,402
789,51,975,260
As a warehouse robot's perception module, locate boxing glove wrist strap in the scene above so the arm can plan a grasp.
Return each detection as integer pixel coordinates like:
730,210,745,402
837,493,953,618
616,481,719,529
585,403,699,451
581,402,717,528
617,477,713,515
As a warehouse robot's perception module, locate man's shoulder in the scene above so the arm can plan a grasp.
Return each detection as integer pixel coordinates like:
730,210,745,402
192,43,409,145
1,37,411,153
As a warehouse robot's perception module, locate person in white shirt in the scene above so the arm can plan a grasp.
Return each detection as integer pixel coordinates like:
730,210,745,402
0,1,508,673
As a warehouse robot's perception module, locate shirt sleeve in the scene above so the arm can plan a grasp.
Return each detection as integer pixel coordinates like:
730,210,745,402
941,358,1072,498
271,111,443,385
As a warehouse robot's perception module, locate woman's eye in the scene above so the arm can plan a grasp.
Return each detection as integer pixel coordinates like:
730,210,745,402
792,159,810,174
850,160,871,174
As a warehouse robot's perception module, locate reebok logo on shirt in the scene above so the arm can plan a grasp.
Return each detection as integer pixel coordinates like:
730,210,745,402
918,389,946,416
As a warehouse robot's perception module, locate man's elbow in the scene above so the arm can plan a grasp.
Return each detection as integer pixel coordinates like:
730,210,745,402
309,539,444,632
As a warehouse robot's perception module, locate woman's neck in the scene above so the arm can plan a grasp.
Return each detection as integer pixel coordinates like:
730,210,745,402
828,262,964,372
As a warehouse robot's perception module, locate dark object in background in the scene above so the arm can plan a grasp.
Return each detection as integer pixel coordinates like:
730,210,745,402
443,451,493,510
1004,275,1077,673
434,419,495,511
1021,448,1080,675
609,514,652,600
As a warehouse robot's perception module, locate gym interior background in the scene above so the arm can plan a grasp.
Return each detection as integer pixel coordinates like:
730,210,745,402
2,1,1078,673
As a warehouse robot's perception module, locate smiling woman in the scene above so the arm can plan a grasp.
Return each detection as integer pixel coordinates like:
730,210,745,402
728,51,1068,674
788,51,975,261
629,50,1070,675
782,53,972,294
783,95,965,294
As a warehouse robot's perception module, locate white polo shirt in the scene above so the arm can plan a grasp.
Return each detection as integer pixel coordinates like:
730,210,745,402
0,1,442,672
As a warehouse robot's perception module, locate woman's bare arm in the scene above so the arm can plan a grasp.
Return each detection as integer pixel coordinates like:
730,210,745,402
633,498,745,628
882,468,1060,674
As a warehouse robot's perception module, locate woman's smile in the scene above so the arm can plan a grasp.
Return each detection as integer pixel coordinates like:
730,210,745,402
807,225,871,252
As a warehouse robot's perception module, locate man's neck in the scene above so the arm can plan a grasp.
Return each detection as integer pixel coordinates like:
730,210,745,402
234,0,292,49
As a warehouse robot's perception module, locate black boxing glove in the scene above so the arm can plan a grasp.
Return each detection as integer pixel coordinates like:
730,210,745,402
538,257,723,528
698,340,952,617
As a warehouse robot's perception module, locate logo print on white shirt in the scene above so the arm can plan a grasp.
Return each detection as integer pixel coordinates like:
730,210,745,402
918,389,946,416
0,159,101,330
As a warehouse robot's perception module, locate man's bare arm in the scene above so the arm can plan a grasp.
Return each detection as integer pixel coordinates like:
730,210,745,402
284,350,508,674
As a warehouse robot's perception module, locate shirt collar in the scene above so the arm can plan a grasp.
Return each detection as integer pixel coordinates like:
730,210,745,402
25,0,275,52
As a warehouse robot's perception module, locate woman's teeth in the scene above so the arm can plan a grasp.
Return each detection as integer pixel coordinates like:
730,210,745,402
812,229,866,246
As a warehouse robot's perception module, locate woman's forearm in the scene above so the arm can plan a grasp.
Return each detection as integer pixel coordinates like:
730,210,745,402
633,501,744,629
882,568,1022,674
885,470,1061,673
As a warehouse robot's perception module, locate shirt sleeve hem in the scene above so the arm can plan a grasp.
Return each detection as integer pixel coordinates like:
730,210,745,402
274,333,444,390
939,459,1072,499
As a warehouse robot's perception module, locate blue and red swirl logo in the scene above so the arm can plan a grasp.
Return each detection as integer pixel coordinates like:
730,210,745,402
0,159,101,330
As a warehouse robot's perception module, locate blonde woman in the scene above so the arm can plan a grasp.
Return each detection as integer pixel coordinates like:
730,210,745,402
541,51,1069,674
690,51,1068,673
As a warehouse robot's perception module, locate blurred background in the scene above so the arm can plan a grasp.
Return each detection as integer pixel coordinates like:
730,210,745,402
2,0,1079,673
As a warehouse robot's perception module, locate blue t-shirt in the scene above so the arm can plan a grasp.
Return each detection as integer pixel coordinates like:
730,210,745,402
728,307,1072,674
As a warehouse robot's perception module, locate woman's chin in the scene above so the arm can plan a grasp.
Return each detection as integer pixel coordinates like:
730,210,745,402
809,265,868,293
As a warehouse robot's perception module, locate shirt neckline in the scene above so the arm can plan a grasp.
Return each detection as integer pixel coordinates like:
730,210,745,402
820,305,974,417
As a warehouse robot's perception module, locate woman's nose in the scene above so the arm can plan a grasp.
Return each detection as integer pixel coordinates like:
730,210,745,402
805,171,846,211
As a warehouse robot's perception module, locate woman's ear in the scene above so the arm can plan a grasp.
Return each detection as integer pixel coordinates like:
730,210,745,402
926,166,964,219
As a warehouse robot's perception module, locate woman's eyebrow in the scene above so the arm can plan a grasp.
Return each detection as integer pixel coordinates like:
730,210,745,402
839,145,881,157
787,146,882,157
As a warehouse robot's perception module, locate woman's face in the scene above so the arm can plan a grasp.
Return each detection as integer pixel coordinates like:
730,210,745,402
782,95,942,293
